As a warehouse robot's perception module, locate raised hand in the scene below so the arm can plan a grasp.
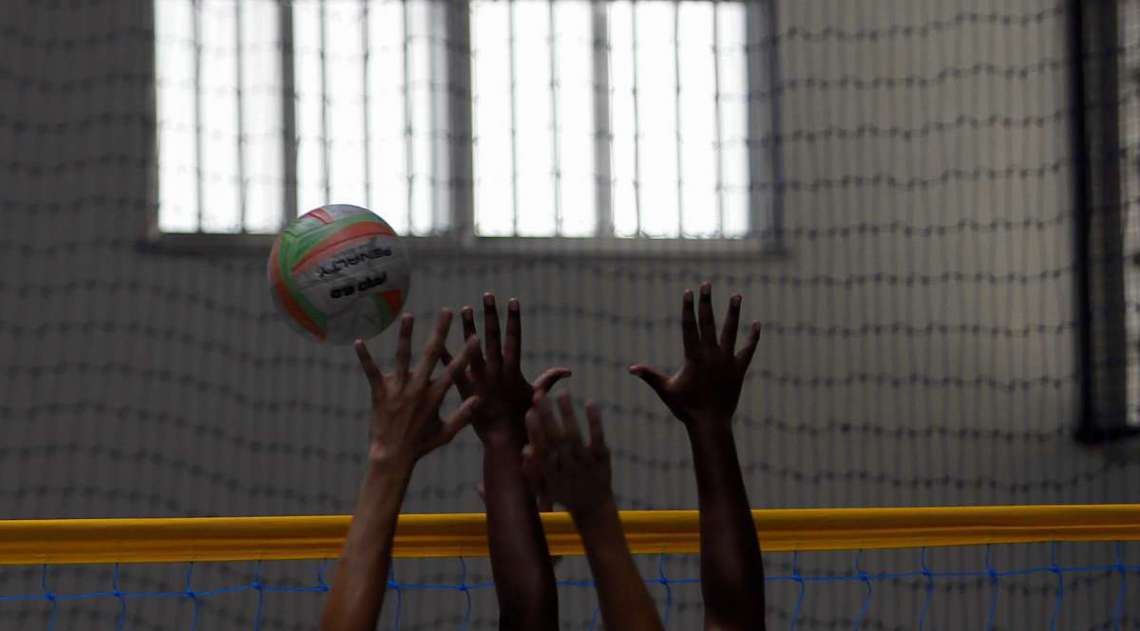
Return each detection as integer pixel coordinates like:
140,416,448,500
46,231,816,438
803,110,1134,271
445,294,568,629
628,282,761,431
450,294,571,445
523,392,664,631
522,392,613,519
353,310,481,470
630,284,767,630
322,310,481,631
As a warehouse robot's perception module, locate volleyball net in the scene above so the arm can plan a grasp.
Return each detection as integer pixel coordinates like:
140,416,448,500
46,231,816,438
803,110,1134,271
1,505,1139,630
9,0,1140,628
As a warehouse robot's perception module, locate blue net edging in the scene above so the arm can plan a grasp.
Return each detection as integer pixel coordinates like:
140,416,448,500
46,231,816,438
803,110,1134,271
0,544,1136,631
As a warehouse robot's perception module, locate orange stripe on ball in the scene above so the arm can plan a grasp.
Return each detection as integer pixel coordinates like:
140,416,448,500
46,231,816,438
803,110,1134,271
291,222,395,274
270,242,326,340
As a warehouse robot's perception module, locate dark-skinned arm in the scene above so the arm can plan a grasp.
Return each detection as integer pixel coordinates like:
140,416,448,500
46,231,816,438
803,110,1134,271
320,311,479,631
446,295,570,630
483,434,557,629
629,282,765,631
686,420,765,631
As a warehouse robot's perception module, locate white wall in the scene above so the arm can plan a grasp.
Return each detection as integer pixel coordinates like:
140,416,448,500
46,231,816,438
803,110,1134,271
1,0,1137,629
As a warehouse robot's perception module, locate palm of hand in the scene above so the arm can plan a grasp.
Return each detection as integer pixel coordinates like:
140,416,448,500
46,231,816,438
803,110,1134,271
368,394,445,461
470,371,534,441
546,450,612,515
354,311,480,468
451,296,571,445
524,395,613,518
658,357,742,427
630,284,761,430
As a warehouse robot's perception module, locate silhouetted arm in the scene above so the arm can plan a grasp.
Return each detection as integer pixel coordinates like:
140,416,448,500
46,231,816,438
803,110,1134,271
629,283,765,631
687,421,765,631
448,296,569,630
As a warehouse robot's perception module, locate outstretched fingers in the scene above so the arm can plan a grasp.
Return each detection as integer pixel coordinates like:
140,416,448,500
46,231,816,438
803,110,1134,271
461,305,478,340
531,393,564,445
413,309,454,387
736,321,762,370
430,336,478,406
533,367,573,396
483,293,503,370
585,401,607,456
628,364,671,397
697,282,717,346
503,298,521,373
720,294,742,353
427,395,481,452
353,339,384,392
556,392,583,446
439,346,473,399
394,314,415,383
460,306,486,377
681,289,699,359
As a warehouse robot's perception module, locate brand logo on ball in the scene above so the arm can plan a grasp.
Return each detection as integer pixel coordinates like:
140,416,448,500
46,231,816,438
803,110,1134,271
330,272,389,299
317,245,393,279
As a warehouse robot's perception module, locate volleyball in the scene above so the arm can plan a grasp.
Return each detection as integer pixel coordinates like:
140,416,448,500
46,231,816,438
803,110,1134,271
267,204,411,344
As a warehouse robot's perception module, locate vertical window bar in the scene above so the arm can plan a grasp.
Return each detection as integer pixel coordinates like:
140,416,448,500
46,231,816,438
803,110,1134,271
319,0,331,203
402,0,414,230
280,0,297,227
630,1,642,236
235,0,247,231
192,0,205,232
508,1,520,235
712,0,725,237
447,0,475,241
361,0,372,210
750,0,781,241
672,0,682,236
548,0,562,235
429,4,441,231
591,0,612,237
765,0,783,242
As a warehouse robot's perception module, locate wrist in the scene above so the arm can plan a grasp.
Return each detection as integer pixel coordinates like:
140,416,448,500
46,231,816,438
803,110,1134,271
482,427,526,450
685,417,734,442
366,445,416,478
569,494,618,526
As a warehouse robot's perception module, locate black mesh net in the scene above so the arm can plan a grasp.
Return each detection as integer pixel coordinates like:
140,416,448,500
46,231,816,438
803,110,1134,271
2,0,1140,628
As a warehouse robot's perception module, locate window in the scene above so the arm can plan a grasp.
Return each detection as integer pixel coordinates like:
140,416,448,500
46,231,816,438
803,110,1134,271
154,0,776,244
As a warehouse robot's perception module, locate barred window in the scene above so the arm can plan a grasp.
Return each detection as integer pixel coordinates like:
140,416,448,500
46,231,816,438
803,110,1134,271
154,0,777,244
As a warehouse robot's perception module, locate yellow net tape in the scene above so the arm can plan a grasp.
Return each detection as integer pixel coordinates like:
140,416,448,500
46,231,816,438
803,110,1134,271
1,505,1137,565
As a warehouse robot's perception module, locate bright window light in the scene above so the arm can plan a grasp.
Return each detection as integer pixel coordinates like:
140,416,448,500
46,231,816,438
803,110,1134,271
155,0,757,240
609,0,748,238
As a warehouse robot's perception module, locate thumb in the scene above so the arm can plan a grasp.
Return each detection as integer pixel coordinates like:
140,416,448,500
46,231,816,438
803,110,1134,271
441,346,474,399
532,367,572,395
628,364,670,396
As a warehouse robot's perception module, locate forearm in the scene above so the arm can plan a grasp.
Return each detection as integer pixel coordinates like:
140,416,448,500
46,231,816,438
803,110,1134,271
575,501,664,631
321,460,411,631
483,435,559,629
687,422,765,626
